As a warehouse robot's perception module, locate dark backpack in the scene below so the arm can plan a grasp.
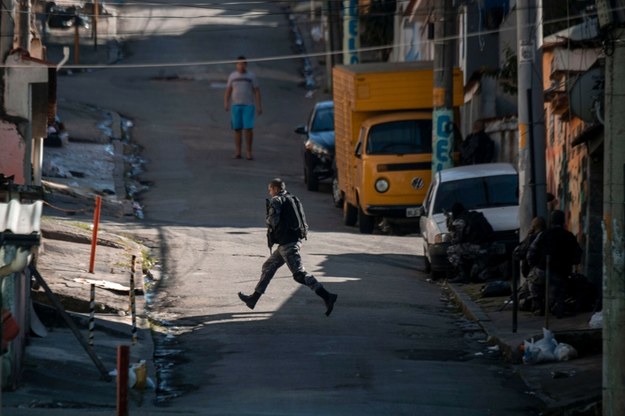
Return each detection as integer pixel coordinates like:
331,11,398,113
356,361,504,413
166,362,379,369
464,211,494,244
282,193,308,240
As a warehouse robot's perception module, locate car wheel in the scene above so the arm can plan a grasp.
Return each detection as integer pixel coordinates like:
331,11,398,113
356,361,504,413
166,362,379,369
358,207,375,234
331,166,343,208
343,201,357,226
305,157,319,191
423,255,432,273
431,270,447,280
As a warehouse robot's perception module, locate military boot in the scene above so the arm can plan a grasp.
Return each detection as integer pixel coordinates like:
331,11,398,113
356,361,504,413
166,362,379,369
238,291,261,310
315,287,338,316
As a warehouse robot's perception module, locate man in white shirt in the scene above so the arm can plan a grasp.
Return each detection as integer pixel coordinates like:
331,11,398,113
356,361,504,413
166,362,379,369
224,56,263,160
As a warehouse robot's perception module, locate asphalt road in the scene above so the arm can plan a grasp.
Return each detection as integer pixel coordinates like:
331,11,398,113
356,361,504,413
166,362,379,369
55,1,541,414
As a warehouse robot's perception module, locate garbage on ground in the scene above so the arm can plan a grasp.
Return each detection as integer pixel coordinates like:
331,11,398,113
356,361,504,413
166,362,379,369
551,370,576,379
588,310,602,329
108,360,155,390
480,280,511,297
45,118,69,147
522,328,578,364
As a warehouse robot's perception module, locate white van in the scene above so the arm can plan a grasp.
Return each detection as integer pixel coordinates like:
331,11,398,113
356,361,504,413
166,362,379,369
418,163,519,278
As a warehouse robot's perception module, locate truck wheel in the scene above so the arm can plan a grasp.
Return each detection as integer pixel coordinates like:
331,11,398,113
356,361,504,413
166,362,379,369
358,208,375,234
331,168,343,208
343,202,357,226
305,158,319,191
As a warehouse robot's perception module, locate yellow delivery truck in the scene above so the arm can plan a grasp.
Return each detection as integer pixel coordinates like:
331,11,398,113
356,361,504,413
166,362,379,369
332,61,463,233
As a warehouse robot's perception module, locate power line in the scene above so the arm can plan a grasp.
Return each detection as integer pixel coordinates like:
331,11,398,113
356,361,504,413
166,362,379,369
2,6,607,69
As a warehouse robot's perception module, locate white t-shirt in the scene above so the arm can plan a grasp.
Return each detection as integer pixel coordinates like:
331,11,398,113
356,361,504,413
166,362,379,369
227,71,258,106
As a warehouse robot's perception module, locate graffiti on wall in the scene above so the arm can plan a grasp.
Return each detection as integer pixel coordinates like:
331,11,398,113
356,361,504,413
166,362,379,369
0,121,26,184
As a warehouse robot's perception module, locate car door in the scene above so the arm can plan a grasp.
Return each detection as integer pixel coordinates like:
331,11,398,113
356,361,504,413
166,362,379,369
420,175,438,249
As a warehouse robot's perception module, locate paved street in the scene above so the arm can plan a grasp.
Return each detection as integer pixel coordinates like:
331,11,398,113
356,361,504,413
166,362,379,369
48,0,542,414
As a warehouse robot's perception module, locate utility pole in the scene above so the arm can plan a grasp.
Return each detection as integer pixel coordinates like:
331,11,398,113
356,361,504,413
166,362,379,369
93,0,99,50
432,0,455,174
516,0,547,238
324,0,339,91
596,2,625,413
342,0,359,64
17,0,30,50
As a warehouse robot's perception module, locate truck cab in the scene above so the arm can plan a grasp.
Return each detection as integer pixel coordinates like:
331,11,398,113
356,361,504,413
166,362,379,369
344,112,433,233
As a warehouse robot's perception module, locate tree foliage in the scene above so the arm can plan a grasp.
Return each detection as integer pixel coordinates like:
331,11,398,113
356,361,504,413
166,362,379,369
360,0,397,61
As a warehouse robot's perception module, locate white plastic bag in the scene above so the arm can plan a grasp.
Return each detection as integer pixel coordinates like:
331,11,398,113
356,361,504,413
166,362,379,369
523,328,558,364
589,311,603,329
554,342,578,361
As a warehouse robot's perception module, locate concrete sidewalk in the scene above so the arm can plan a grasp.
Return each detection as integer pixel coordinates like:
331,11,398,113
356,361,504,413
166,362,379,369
447,281,602,415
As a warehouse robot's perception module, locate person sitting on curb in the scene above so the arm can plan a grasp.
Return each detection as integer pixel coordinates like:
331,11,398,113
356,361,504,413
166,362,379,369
446,202,495,283
513,216,547,313
526,210,582,318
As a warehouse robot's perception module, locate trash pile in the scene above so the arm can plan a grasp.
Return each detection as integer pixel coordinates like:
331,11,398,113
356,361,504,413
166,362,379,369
109,360,155,390
522,328,578,364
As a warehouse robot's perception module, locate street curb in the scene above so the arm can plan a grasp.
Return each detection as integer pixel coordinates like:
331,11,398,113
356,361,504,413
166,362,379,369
446,282,525,362
446,282,603,416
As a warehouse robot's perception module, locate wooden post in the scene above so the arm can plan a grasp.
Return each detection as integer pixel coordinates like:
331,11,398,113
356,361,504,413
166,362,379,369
89,283,95,347
544,255,550,330
73,16,80,65
116,345,129,416
93,0,99,49
89,196,102,274
129,255,137,345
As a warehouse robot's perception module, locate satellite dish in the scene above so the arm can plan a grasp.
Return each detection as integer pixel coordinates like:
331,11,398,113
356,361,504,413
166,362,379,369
569,67,604,123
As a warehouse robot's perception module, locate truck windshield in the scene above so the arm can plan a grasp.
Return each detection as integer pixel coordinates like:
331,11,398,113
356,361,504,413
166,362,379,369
433,174,518,214
366,119,433,155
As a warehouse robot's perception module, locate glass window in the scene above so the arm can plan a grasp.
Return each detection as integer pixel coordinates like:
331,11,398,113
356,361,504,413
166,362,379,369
432,174,518,214
311,107,334,132
366,119,433,155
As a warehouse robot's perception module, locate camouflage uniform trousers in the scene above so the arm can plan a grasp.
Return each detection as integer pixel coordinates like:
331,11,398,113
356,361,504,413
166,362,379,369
255,241,321,294
447,243,490,281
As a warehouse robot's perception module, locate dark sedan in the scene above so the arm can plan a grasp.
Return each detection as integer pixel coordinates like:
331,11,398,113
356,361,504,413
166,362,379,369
294,101,335,191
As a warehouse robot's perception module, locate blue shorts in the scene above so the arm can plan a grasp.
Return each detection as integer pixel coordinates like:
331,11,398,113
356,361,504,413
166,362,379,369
231,105,255,130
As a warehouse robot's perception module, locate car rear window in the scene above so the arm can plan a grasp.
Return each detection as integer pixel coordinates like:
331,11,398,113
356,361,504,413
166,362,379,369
433,174,518,214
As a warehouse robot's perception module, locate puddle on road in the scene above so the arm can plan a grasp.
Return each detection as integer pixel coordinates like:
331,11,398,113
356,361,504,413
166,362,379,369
150,321,197,406
142,266,196,406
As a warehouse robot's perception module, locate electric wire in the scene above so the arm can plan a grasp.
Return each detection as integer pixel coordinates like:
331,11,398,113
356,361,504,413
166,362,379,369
0,4,610,69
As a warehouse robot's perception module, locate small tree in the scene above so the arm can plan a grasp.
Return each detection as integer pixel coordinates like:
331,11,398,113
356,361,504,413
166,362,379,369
360,0,397,62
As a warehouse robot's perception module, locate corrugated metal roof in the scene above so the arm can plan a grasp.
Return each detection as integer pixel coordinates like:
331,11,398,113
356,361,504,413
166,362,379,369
0,200,43,235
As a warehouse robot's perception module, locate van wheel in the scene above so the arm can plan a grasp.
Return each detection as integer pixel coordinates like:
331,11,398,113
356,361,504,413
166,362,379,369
332,168,343,208
358,208,375,234
343,202,357,226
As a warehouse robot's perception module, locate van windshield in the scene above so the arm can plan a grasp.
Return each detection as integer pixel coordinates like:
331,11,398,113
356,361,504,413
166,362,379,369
433,174,518,214
366,119,433,155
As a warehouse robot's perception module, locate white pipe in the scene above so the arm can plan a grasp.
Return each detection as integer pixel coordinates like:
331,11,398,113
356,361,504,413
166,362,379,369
0,248,32,277
56,46,70,72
